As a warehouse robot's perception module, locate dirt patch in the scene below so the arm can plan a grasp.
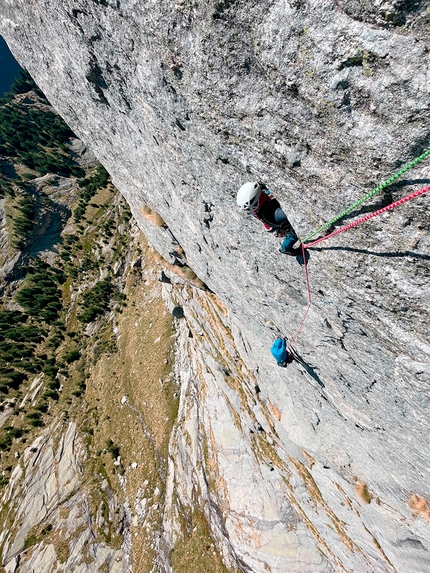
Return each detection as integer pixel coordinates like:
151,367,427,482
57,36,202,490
408,494,430,522
355,481,372,505
139,204,166,228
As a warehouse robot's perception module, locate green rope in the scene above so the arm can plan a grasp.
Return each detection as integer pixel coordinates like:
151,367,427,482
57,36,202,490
301,148,430,243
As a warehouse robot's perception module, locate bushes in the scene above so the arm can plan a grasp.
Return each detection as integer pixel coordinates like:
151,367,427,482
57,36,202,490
0,367,28,393
5,371,28,389
5,325,43,344
78,279,115,323
43,389,59,401
80,256,98,272
6,70,45,100
34,403,48,413
78,164,109,193
0,262,65,398
106,439,120,459
0,426,27,451
0,71,84,177
0,310,27,325
0,434,12,451
0,309,38,394
26,411,44,427
12,194,35,249
42,358,59,378
64,349,80,363
72,380,86,398
74,165,110,223
16,265,63,322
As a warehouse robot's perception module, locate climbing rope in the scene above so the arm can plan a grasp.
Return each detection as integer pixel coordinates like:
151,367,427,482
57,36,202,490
286,184,430,350
301,149,430,243
304,184,430,249
286,243,311,351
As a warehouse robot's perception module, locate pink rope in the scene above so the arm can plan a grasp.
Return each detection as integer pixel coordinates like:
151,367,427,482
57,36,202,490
286,243,311,351
286,184,430,350
303,185,430,249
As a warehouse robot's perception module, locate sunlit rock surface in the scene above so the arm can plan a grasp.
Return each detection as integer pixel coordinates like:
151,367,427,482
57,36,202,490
0,423,125,573
1,1,429,571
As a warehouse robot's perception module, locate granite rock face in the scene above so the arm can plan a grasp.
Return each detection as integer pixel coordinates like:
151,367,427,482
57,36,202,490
0,423,126,573
1,1,430,571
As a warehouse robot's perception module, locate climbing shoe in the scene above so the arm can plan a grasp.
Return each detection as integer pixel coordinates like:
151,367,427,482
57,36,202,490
279,247,301,256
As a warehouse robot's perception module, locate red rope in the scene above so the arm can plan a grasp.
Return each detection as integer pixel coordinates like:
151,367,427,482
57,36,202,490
303,185,430,249
286,243,311,350
286,184,430,350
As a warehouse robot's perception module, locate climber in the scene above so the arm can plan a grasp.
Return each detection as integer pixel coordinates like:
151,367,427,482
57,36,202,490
236,181,308,264
270,338,290,367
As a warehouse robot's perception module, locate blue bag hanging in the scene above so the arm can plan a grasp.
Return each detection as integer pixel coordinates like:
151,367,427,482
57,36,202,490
271,338,288,366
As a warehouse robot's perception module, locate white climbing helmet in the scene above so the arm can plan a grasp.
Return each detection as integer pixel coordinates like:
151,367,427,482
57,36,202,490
236,181,261,211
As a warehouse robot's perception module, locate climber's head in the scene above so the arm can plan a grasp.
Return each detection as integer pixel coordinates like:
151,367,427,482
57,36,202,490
236,181,261,211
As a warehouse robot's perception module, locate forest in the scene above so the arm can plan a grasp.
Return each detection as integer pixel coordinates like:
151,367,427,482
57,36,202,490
0,70,131,479
0,71,84,180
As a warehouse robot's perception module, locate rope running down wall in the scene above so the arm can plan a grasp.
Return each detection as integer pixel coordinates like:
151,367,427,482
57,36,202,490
286,184,430,350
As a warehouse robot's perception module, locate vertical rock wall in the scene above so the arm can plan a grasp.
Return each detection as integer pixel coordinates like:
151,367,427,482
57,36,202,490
1,1,430,571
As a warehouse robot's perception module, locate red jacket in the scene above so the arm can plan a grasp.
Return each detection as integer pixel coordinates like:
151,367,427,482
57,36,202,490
251,189,293,236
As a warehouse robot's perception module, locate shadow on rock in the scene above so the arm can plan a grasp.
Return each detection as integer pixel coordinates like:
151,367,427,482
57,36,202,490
289,348,325,388
310,245,430,261
320,178,430,230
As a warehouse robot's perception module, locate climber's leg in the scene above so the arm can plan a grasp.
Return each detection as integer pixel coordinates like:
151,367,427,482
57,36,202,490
280,233,300,255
